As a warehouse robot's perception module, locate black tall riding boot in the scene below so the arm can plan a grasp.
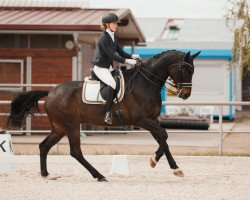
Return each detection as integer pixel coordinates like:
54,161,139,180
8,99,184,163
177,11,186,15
104,86,116,124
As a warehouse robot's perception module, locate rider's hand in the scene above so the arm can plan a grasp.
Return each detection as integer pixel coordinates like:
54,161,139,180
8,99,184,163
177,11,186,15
125,59,137,65
132,54,140,59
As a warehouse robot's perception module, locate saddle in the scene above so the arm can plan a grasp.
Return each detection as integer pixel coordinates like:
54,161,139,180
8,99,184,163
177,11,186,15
82,68,125,104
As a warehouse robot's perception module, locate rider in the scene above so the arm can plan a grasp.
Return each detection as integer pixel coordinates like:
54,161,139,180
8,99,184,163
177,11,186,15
91,12,140,124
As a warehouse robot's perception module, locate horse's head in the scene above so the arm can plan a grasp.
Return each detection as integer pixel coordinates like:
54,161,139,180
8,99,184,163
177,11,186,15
131,50,201,100
169,51,201,100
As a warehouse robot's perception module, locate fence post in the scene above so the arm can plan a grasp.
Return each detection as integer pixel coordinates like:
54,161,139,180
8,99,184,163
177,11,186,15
26,56,32,136
219,105,223,155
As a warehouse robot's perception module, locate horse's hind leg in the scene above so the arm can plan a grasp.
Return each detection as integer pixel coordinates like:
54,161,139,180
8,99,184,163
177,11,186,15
67,129,107,182
39,130,65,177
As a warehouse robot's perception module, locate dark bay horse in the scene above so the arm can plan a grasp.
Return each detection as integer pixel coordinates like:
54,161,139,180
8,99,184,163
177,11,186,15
7,50,200,182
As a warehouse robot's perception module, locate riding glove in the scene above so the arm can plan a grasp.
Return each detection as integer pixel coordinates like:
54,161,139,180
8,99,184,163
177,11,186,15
125,59,137,65
132,54,140,59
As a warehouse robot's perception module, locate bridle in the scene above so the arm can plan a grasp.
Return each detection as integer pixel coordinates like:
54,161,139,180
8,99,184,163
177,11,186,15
176,61,194,90
125,60,194,95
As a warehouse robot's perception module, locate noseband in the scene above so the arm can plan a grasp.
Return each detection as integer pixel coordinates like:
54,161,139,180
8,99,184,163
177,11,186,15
125,60,193,95
176,61,194,90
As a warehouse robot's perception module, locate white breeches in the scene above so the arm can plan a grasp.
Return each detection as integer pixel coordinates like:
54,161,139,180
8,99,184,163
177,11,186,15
93,65,116,89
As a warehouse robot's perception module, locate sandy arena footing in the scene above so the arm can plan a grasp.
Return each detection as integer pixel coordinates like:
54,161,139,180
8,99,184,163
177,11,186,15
0,155,250,200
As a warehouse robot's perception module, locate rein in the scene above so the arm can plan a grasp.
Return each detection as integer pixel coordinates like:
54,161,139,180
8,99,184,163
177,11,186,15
125,66,140,93
125,60,193,95
137,62,179,95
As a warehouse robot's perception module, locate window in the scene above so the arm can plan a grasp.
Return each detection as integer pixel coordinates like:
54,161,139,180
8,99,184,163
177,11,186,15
0,34,28,48
0,59,24,91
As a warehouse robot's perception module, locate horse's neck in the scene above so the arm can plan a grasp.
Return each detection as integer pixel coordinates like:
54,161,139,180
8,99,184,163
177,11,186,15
123,54,180,94
142,57,178,88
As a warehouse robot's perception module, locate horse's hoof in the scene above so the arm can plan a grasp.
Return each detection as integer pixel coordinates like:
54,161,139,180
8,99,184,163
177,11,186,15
97,177,108,182
150,157,157,168
41,171,49,177
173,168,184,177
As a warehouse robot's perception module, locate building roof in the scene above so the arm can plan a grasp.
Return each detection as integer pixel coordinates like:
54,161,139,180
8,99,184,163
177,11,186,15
177,19,232,43
136,18,166,42
0,0,88,8
0,7,145,43
137,18,233,50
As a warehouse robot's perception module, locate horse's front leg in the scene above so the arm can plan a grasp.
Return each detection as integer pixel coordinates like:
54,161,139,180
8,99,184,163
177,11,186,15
136,117,184,177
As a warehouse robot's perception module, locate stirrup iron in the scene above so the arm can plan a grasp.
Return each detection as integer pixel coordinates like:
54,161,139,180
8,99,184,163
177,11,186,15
104,112,112,124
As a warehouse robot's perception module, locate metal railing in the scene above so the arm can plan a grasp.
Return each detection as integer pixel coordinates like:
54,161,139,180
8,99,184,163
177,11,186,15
163,101,250,155
0,84,57,87
0,83,249,155
1,99,250,155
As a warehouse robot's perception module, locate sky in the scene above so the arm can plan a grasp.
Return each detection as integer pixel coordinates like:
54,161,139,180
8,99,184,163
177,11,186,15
88,0,231,19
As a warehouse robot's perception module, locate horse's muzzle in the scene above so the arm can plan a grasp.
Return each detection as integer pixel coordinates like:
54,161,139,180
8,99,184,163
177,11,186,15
178,88,191,99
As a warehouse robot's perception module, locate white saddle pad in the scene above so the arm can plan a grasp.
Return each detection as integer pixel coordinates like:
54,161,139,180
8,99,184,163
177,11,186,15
82,73,125,104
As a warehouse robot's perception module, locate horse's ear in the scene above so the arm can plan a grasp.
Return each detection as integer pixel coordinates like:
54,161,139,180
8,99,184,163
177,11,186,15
192,51,201,59
183,51,191,61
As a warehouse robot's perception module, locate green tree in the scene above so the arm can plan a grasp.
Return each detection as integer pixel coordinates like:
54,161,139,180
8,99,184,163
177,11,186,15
226,0,250,76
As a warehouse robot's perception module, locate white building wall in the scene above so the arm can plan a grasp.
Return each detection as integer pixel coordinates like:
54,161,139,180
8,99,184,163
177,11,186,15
165,59,236,117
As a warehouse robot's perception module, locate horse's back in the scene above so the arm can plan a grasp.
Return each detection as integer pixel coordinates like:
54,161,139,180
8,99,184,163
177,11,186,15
58,80,83,89
45,81,83,111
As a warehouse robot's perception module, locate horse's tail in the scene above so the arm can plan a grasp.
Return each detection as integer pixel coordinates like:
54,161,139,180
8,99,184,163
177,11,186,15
6,90,49,128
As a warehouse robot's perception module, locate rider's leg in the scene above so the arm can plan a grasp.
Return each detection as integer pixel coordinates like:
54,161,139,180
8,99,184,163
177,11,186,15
93,66,116,124
104,86,116,124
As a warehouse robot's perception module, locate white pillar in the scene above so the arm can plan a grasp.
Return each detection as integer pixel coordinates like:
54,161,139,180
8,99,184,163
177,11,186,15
72,56,78,81
77,49,82,81
26,56,32,136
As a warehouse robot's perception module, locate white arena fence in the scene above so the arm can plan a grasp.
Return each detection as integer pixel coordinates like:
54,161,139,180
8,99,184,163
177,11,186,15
0,84,250,155
1,100,250,155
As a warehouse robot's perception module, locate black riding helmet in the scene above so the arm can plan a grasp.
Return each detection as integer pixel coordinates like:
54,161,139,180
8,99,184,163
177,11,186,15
102,13,121,24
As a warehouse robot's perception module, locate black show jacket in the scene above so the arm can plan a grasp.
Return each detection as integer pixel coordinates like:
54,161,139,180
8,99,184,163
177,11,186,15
91,31,132,68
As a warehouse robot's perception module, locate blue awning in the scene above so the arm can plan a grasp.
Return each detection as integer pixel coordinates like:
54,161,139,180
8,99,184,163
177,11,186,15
124,47,232,59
